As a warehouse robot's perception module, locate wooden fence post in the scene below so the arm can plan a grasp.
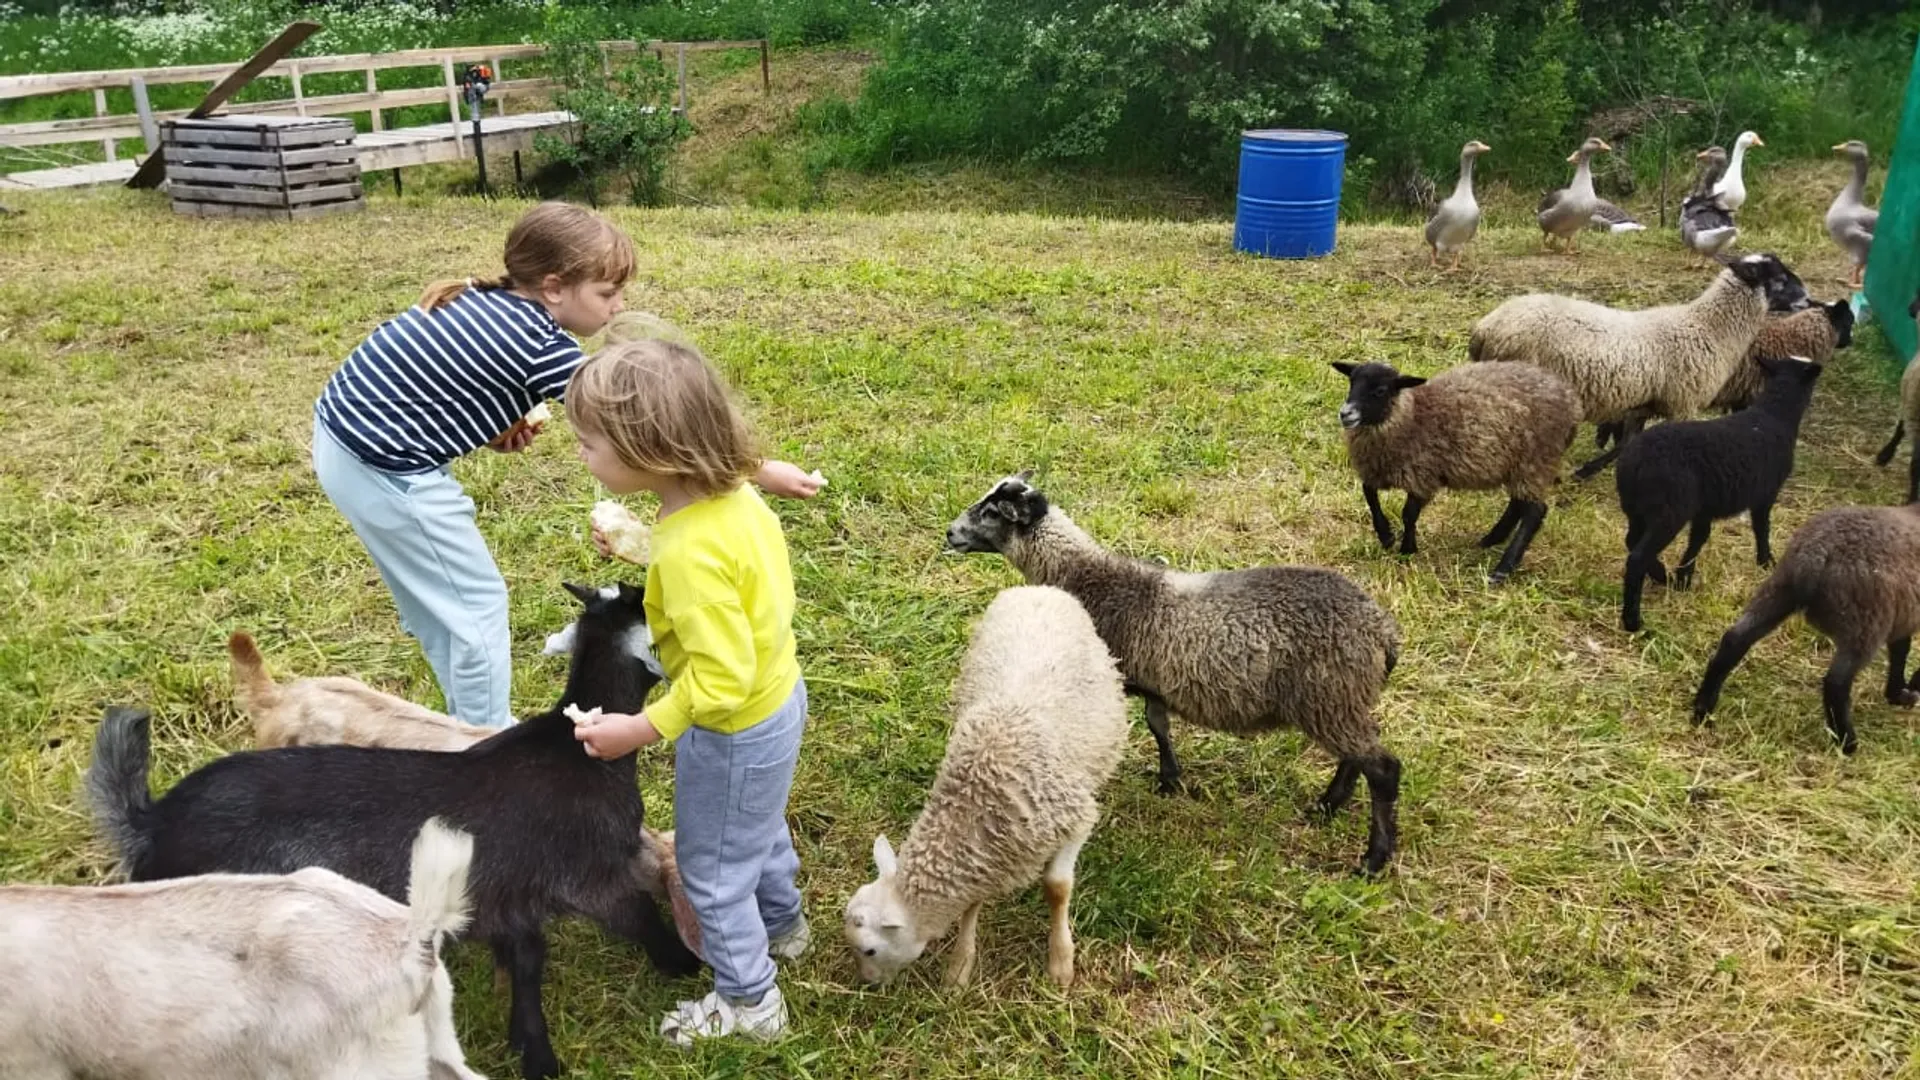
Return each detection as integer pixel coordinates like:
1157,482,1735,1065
289,60,306,115
760,39,770,94
93,87,116,160
366,67,383,131
492,55,506,115
442,55,463,155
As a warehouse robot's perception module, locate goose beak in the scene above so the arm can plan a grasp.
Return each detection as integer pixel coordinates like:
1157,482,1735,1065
1596,140,1613,152
1832,143,1848,152
1694,149,1710,160
1750,135,1764,147
1566,151,1579,163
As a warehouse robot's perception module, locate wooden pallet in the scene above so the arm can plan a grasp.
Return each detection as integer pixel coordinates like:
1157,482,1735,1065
161,115,363,220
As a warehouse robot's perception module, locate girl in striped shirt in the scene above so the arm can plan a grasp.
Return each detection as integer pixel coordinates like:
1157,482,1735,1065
312,201,820,728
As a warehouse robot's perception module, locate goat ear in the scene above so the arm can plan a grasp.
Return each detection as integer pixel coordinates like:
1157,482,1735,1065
562,581,598,605
1014,469,1034,483
1331,361,1358,377
873,834,897,876
1392,375,1426,391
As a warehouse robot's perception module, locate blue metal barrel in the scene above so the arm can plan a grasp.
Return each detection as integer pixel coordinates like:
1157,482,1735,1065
1233,129,1348,259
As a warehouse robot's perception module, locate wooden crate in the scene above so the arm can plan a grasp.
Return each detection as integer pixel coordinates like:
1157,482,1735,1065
161,115,363,221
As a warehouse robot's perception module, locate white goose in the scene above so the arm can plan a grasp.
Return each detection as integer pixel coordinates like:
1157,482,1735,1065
1709,130,1764,211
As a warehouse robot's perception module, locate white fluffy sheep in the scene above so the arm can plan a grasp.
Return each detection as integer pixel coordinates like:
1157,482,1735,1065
1468,253,1807,476
843,585,1127,989
0,818,483,1080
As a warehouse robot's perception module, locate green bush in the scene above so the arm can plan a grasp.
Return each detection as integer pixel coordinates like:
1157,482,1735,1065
819,0,1917,196
533,9,692,207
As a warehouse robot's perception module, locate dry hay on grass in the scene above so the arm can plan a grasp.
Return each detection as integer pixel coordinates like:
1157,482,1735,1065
0,188,1915,1078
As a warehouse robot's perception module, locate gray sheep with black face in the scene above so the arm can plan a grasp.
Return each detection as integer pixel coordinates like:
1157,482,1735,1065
944,474,1405,875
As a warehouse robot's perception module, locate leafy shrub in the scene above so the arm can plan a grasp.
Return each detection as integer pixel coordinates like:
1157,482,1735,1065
533,9,692,207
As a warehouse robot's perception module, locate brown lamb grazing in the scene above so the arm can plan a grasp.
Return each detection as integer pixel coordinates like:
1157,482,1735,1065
228,632,500,751
1332,360,1579,584
1709,299,1854,413
1694,503,1920,754
944,474,1405,875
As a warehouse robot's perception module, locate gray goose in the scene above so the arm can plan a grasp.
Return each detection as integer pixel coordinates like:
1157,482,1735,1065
1826,140,1878,289
1424,140,1490,271
1537,137,1610,253
1680,146,1738,260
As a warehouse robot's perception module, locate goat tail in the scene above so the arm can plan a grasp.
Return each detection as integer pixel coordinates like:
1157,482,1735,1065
226,631,279,718
404,817,476,984
86,706,157,877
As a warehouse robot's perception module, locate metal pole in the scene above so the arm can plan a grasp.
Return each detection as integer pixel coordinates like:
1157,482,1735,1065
470,92,488,197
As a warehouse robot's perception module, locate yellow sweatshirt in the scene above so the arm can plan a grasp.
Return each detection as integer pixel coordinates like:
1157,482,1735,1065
643,483,799,741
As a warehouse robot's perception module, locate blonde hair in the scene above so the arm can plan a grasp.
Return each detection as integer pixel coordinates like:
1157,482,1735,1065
567,339,762,500
419,202,636,311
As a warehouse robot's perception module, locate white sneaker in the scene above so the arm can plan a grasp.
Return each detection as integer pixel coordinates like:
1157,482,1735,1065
660,986,788,1047
768,913,811,961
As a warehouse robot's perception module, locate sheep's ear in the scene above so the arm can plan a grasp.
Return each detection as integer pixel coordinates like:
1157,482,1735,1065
562,582,598,605
1331,361,1358,377
1005,488,1048,526
1755,354,1782,375
616,582,643,605
1014,469,1034,483
1391,375,1426,391
873,834,897,876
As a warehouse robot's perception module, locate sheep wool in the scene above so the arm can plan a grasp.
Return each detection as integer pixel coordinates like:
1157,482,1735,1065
944,475,1404,874
1694,503,1920,754
1334,359,1578,581
1468,254,1798,425
844,584,1126,987
1710,300,1853,412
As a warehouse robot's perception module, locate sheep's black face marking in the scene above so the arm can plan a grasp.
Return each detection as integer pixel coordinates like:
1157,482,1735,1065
1825,300,1855,348
946,474,1048,553
1333,361,1423,430
1734,253,1810,312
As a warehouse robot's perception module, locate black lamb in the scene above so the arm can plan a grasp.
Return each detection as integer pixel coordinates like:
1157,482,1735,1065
87,582,699,1080
1615,354,1823,633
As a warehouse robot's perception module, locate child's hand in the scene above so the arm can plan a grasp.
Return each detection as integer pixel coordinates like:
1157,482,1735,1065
590,523,615,560
755,459,826,499
488,419,539,453
569,705,661,758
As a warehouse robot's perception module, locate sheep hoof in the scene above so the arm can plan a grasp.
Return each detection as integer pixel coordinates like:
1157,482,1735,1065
1671,568,1695,591
1622,613,1643,634
1486,568,1512,586
1154,772,1185,797
1890,690,1920,709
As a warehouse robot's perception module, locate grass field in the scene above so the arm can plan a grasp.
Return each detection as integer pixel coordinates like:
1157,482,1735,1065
2,188,1918,1079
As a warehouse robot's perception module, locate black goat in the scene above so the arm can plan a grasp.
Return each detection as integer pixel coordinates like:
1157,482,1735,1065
88,582,698,1080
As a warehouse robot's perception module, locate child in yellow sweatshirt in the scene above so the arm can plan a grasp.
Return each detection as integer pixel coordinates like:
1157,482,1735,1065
567,339,809,1045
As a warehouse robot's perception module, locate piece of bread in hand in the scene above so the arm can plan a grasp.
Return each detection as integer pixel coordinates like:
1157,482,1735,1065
592,500,651,564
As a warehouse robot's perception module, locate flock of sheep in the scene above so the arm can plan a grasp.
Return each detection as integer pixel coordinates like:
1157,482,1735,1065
5,226,1920,1080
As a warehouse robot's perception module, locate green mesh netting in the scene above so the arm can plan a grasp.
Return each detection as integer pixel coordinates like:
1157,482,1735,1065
1865,37,1920,369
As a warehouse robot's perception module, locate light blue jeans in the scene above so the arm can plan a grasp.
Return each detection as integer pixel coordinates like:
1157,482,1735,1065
674,677,808,1002
310,417,513,727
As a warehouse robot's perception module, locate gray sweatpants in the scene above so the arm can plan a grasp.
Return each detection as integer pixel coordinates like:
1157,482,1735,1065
673,677,808,1002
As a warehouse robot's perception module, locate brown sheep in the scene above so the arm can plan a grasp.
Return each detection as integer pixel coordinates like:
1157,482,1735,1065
1332,360,1579,583
1693,503,1920,753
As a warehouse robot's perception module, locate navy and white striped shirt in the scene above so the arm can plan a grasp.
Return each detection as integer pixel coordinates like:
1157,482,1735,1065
315,287,584,474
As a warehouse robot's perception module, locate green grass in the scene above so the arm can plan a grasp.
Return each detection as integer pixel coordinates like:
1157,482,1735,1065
3,189,1919,1079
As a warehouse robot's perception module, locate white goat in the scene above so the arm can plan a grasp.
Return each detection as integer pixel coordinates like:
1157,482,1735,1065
0,818,484,1080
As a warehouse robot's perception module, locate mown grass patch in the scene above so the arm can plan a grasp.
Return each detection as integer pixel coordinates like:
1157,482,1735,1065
1,189,1917,1078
